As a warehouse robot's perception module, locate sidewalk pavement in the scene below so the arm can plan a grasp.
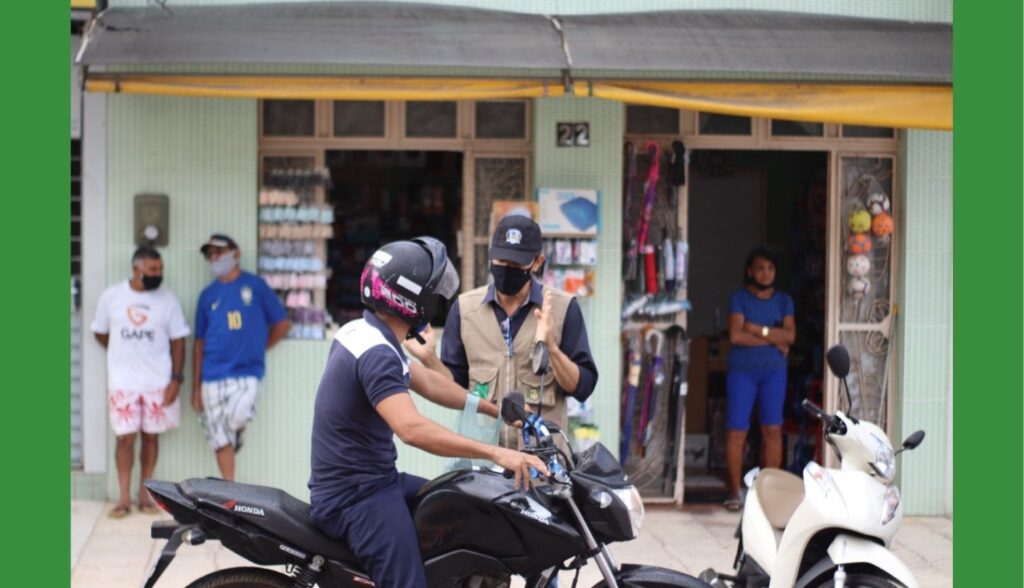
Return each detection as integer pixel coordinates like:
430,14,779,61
72,500,951,587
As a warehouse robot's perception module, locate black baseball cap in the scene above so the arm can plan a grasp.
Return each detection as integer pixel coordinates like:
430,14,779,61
489,215,542,266
199,233,238,255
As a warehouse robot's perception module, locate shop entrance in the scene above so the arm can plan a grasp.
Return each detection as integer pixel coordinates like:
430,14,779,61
684,149,828,503
323,150,464,327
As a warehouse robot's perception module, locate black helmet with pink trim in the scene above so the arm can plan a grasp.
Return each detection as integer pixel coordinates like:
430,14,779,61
359,237,460,328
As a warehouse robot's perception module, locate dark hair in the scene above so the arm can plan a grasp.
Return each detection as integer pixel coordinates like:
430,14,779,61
132,245,161,268
744,246,778,285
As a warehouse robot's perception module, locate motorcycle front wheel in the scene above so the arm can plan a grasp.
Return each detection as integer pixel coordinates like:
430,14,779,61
184,567,294,588
811,573,901,588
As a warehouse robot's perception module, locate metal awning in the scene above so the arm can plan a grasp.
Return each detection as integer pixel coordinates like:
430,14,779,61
561,10,950,83
78,2,951,84
77,2,566,70
77,2,952,129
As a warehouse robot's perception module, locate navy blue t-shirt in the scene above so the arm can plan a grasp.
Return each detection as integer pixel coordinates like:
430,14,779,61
309,311,411,512
727,289,795,373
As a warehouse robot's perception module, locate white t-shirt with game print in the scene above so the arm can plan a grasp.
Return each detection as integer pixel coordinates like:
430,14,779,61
91,281,191,391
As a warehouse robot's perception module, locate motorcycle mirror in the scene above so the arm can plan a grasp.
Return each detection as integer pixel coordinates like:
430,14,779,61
825,345,851,378
501,392,529,425
902,430,926,451
531,340,550,376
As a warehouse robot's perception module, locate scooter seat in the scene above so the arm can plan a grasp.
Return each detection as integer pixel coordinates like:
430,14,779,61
179,478,359,564
754,469,804,530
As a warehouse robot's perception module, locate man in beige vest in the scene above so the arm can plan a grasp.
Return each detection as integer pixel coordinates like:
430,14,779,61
405,215,598,448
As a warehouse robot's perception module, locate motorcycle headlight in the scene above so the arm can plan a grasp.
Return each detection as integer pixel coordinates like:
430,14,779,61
881,485,901,526
613,486,644,538
871,442,896,482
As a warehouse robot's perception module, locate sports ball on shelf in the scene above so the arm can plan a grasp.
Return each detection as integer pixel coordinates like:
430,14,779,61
872,212,895,237
866,192,891,216
848,209,872,234
847,276,871,298
847,233,873,255
846,254,871,277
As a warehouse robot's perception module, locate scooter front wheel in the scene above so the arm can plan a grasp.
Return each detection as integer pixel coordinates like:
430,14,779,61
810,574,901,588
184,567,294,588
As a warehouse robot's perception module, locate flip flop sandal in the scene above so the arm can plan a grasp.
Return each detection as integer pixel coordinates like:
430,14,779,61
107,505,131,519
723,497,743,512
137,502,161,515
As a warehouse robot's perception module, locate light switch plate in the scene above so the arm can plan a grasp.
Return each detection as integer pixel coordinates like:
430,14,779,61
134,193,169,246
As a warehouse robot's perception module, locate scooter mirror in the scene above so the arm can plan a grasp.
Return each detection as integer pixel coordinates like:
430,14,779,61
531,340,550,376
501,392,529,425
825,345,851,378
902,430,926,450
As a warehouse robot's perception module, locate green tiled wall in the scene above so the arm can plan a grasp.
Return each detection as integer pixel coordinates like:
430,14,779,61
91,94,461,501
109,0,951,22
897,130,953,515
72,471,107,501
532,97,625,463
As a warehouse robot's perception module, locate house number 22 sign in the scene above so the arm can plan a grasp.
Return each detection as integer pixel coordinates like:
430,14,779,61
556,122,590,147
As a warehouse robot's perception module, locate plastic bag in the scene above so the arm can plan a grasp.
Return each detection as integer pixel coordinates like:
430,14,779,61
445,394,500,472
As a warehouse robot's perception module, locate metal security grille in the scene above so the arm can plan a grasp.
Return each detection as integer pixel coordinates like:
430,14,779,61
71,138,83,469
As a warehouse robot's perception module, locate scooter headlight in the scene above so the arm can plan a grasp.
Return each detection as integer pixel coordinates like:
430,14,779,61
613,486,644,538
881,485,901,526
871,441,897,482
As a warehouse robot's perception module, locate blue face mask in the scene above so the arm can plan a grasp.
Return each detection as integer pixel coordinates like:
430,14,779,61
209,253,238,277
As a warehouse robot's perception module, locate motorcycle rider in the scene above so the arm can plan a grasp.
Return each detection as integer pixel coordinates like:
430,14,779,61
308,237,549,588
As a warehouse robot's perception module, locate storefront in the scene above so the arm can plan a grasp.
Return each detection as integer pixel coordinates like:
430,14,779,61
72,0,952,515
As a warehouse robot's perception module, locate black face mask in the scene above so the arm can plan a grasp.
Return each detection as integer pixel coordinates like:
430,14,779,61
142,275,163,291
491,264,532,296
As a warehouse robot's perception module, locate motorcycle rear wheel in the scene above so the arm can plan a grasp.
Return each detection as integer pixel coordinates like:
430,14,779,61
184,567,294,588
811,573,900,588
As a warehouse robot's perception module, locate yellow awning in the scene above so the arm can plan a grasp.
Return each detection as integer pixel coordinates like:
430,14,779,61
85,74,952,130
579,81,952,131
85,75,566,101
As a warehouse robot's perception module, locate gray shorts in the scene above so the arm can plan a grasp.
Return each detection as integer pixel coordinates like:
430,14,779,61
200,377,260,450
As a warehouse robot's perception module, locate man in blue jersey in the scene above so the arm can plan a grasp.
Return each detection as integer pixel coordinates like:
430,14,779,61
309,237,548,588
192,234,291,481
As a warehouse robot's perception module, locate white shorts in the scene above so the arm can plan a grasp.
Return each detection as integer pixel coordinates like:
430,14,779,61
108,387,180,436
201,377,260,450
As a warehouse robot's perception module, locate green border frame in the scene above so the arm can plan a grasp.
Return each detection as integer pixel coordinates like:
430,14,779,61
954,0,1022,584
5,3,69,585
14,2,1022,586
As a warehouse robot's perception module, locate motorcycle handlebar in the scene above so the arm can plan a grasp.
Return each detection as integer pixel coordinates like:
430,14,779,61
801,399,847,434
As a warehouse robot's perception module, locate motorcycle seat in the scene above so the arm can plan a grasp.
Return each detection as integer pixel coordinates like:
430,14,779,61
179,478,359,564
755,469,804,530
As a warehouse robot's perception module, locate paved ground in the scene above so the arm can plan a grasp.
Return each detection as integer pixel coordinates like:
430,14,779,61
71,501,951,587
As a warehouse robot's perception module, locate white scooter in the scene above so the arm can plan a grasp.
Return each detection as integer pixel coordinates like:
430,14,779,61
701,345,925,588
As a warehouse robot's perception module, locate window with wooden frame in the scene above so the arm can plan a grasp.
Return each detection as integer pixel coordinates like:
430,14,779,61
258,99,530,335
